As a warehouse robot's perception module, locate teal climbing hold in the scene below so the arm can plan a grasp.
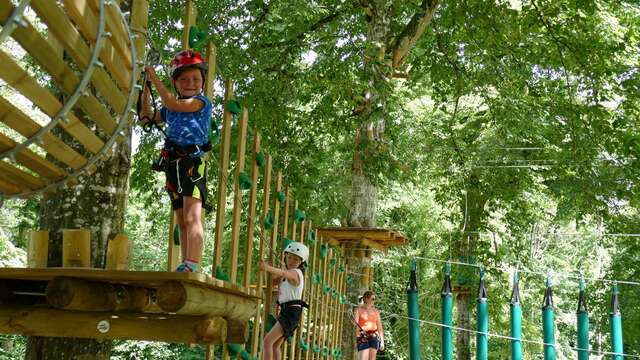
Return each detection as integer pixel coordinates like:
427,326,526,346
264,213,274,230
329,258,337,267
215,266,230,281
320,244,329,258
313,345,321,354
277,191,286,202
308,229,316,241
173,225,180,245
255,151,266,167
266,313,277,332
324,285,331,295
313,272,322,284
239,171,253,190
338,265,345,273
300,339,310,351
322,346,330,357
339,295,346,304
226,99,242,115
188,26,209,49
294,209,305,223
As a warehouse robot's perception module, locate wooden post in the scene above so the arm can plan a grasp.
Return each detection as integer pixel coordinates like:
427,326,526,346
62,229,90,268
204,42,217,98
28,230,48,268
263,172,282,334
229,109,249,283
317,243,330,360
243,133,261,289
181,0,197,50
105,233,130,270
213,80,234,272
304,227,319,360
292,220,309,359
251,152,271,358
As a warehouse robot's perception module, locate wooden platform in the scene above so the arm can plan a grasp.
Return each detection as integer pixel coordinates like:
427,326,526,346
317,227,407,251
0,268,258,344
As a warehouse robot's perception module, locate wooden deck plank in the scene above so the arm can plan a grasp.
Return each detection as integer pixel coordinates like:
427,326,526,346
30,1,128,112
61,0,131,93
0,3,118,134
0,134,66,180
0,95,88,170
0,51,104,155
0,268,257,299
0,162,46,190
0,305,229,344
85,0,133,70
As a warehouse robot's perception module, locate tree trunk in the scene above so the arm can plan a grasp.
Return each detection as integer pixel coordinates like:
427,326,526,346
343,2,392,359
25,129,131,359
454,179,487,360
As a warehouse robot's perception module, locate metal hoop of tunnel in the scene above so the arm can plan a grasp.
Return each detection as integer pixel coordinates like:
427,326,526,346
0,0,139,201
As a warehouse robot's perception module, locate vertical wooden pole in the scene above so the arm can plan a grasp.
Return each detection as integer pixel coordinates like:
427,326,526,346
317,243,330,360
229,109,249,284
304,227,318,360
213,80,234,272
293,220,309,359
252,153,271,358
28,230,49,268
105,234,130,270
62,229,91,268
204,42,217,98
263,172,282,332
281,193,292,360
243,133,261,288
181,0,197,50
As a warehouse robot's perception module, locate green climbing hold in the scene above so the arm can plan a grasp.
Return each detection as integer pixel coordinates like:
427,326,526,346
227,343,242,356
320,244,329,258
300,339,310,351
188,26,209,49
277,191,286,202
308,229,316,241
338,265,345,273
173,225,180,245
339,295,346,304
294,209,305,223
333,348,341,358
255,151,266,167
313,345,321,354
226,99,242,115
239,171,253,190
329,258,337,267
313,272,322,284
215,266,230,281
266,313,277,332
331,288,339,299
264,213,274,229
324,285,331,295
322,346,330,357
283,237,293,249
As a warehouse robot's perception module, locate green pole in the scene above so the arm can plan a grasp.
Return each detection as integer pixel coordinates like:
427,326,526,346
610,283,623,360
476,268,489,360
577,277,589,360
542,277,556,360
441,262,453,360
407,259,421,360
510,271,523,360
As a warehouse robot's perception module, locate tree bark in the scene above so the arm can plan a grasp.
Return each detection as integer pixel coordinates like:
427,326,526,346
25,123,131,360
454,178,487,360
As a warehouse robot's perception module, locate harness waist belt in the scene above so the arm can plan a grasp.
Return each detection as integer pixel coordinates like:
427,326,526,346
278,300,309,309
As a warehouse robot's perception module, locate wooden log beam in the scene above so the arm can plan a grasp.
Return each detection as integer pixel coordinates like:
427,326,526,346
46,277,152,312
0,305,228,344
156,280,256,321
226,320,249,344
360,237,387,252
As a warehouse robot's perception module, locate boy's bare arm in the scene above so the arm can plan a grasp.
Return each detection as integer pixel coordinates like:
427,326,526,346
145,66,205,113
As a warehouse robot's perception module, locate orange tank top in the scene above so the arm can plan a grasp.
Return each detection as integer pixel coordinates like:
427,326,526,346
357,306,379,331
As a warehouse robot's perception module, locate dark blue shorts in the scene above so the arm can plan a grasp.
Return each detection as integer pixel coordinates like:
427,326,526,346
357,334,380,351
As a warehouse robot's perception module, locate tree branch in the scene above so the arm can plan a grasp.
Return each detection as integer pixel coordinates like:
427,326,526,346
389,0,439,69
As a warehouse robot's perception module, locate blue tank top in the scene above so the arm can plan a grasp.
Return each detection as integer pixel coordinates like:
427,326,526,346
160,94,212,156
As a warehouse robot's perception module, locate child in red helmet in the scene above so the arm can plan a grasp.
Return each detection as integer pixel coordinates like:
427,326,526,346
140,50,212,273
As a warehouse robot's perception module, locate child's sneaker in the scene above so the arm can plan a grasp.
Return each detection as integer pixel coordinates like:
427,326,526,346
175,260,198,273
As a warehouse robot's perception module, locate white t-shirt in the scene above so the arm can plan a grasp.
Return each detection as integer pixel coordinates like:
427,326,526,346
278,268,304,304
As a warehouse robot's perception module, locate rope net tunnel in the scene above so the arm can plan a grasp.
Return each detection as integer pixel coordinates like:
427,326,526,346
0,0,141,200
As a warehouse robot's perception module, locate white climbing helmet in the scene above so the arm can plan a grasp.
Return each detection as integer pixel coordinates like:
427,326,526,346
284,242,309,263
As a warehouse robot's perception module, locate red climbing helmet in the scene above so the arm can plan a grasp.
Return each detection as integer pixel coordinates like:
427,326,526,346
169,49,208,78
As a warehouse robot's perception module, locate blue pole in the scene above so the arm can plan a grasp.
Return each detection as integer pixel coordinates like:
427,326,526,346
510,271,522,360
441,262,453,360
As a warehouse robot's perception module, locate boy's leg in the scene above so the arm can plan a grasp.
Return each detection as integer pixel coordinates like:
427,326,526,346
183,196,203,264
273,336,286,360
173,208,187,261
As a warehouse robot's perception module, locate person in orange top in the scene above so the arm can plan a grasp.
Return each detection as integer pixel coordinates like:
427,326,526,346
353,291,385,359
